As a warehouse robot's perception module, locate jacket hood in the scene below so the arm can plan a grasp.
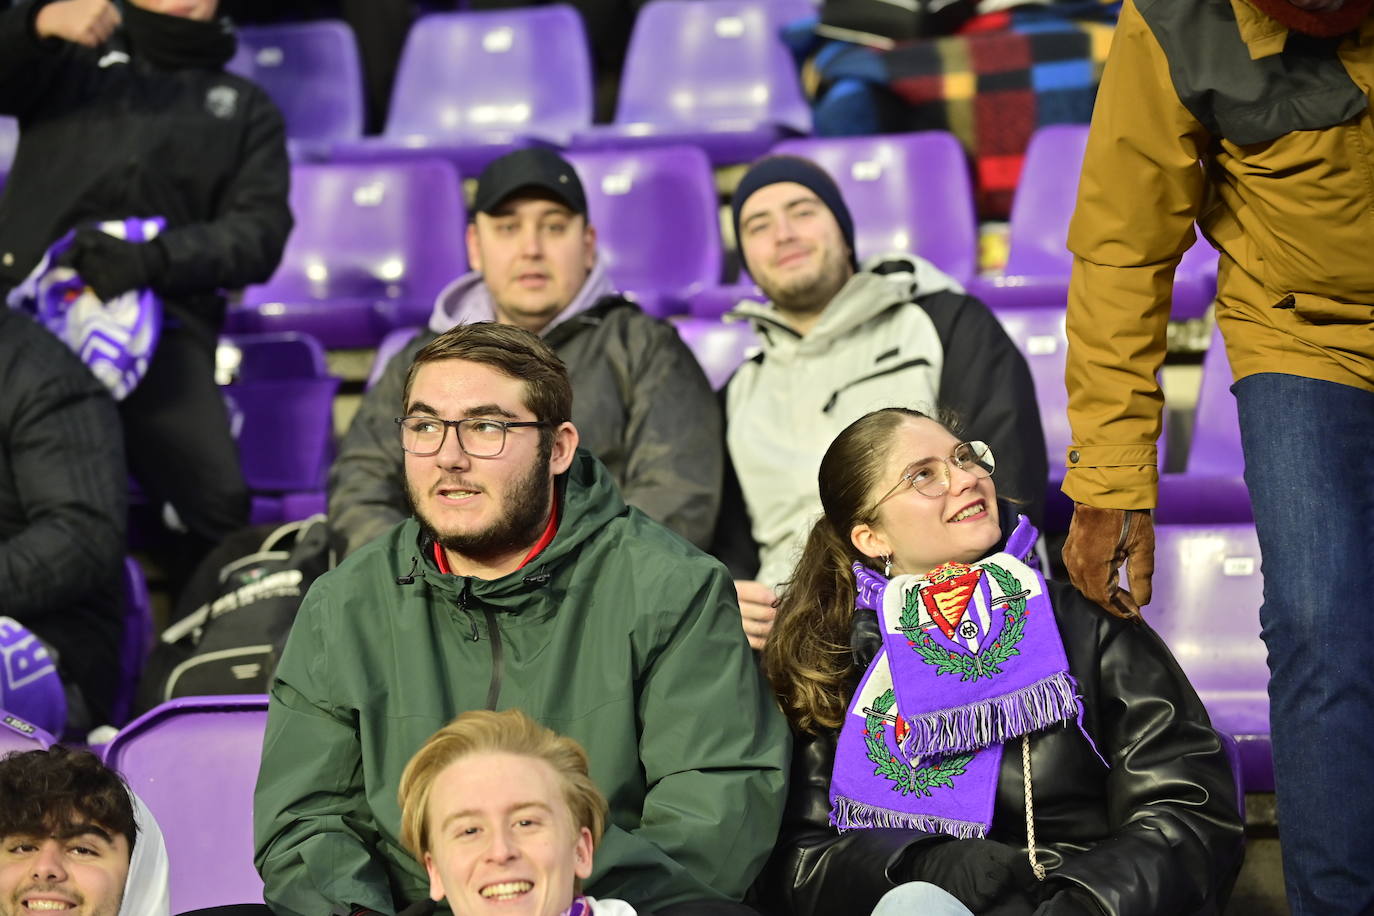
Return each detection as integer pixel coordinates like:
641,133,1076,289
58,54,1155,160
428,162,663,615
119,791,170,916
427,258,616,336
405,449,628,602
729,254,963,346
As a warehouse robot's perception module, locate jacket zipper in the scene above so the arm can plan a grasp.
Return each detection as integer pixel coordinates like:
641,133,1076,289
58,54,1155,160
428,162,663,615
456,581,479,642
483,609,504,710
821,357,933,414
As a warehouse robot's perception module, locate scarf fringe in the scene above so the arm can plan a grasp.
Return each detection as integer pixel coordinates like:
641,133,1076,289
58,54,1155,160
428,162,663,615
830,796,988,838
901,670,1081,758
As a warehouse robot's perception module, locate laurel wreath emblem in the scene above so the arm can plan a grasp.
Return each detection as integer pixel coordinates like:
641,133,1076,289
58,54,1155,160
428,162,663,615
901,563,1028,682
863,688,973,796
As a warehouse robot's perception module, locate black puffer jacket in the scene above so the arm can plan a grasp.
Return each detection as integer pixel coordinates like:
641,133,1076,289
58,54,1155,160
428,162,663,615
762,560,1245,915
0,1,292,343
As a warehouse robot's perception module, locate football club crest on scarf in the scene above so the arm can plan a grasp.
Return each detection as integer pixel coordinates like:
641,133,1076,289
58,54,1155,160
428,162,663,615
6,217,165,400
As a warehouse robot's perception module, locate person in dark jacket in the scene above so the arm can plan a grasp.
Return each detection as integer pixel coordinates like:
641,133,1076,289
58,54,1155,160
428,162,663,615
329,147,723,557
758,407,1243,916
0,0,292,581
256,323,788,916
0,309,125,732
723,156,1047,650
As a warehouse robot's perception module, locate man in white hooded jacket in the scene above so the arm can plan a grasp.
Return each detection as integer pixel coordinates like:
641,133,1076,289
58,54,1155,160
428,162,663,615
722,156,1046,648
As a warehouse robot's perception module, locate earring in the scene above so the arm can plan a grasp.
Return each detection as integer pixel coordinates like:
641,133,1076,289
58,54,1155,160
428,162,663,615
882,555,892,577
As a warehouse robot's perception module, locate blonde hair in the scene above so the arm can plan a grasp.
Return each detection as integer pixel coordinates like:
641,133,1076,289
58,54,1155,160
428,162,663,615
398,709,608,860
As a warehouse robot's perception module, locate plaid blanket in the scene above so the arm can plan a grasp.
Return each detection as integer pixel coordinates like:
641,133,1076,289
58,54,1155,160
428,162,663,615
792,5,1118,218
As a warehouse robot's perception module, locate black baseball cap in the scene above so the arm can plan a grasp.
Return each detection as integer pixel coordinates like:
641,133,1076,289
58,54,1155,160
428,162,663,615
471,148,587,217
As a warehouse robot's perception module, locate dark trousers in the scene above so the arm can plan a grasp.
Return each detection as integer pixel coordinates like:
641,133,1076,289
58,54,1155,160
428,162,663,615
121,325,249,585
1235,372,1374,916
653,903,761,916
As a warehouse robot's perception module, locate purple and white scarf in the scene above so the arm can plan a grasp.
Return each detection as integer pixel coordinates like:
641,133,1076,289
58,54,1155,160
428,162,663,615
831,517,1095,838
6,217,165,400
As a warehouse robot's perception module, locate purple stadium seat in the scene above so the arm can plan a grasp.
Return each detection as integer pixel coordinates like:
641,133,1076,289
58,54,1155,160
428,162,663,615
104,696,268,913
228,21,365,154
967,125,1218,316
0,116,15,170
771,132,979,284
565,146,723,316
368,325,423,391
1157,325,1251,523
219,333,340,524
994,307,1166,531
1147,523,1272,792
327,8,593,175
111,557,156,727
673,317,759,389
0,712,55,754
572,0,812,165
230,159,467,349
686,280,767,319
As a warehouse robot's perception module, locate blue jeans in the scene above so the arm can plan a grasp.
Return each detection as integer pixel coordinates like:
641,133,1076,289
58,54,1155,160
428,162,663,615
1235,372,1374,916
870,882,974,916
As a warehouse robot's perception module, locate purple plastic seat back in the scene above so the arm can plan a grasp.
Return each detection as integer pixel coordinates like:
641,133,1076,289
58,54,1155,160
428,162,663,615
772,132,979,283
1147,523,1271,790
0,713,55,755
674,317,759,389
386,8,592,145
112,557,156,727
220,333,340,494
566,146,723,312
1189,324,1244,476
229,21,365,144
367,326,423,391
240,159,466,340
104,696,268,913
994,125,1216,315
616,0,811,135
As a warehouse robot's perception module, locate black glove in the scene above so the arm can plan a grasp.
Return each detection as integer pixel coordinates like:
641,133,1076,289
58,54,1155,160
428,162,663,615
899,839,1033,911
983,892,1037,916
59,228,167,301
1032,887,1103,916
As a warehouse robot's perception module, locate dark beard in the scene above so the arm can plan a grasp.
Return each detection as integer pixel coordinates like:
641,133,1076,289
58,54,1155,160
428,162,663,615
408,440,555,567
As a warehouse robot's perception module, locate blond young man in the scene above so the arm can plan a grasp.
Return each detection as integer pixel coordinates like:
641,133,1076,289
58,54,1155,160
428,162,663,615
399,709,635,916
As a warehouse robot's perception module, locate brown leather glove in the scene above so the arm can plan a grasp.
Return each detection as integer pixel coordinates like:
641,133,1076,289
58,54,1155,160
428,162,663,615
1062,505,1154,621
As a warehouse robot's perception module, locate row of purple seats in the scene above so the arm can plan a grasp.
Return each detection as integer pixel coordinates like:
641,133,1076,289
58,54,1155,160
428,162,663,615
249,0,811,173
0,115,15,192
227,130,982,346
966,124,1219,318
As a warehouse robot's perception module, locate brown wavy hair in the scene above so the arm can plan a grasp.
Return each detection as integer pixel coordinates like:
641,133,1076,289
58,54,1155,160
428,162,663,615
763,407,947,734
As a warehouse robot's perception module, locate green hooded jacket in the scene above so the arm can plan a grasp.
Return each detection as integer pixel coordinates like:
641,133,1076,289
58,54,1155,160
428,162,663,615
252,451,790,915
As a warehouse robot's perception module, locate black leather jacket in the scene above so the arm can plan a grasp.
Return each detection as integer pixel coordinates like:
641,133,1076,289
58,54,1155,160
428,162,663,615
760,577,1245,916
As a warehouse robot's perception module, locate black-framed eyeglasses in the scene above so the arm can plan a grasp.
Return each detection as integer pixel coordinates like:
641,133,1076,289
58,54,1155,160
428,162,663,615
868,440,995,514
395,416,548,458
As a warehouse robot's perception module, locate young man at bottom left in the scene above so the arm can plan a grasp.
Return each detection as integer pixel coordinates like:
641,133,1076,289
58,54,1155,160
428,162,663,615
0,745,169,916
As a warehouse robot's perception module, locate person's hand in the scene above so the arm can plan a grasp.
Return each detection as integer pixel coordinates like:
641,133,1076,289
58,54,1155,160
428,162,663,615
59,229,164,301
34,0,121,47
1032,887,1103,915
1062,505,1154,621
735,579,777,650
898,839,1033,911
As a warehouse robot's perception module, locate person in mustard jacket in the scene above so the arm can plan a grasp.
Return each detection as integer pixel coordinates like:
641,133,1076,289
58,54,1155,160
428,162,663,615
1061,1,1374,913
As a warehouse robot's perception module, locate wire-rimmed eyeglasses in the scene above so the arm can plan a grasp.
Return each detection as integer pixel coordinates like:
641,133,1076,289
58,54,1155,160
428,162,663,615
868,440,996,515
395,416,548,458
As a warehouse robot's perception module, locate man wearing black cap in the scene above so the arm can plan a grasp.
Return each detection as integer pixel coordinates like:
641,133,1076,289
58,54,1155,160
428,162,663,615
329,147,723,557
721,156,1046,648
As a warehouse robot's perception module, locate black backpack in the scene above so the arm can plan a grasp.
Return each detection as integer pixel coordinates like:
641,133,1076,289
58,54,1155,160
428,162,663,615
134,516,335,714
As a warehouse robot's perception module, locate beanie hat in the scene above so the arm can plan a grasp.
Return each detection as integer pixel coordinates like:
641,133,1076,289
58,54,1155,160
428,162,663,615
731,156,857,274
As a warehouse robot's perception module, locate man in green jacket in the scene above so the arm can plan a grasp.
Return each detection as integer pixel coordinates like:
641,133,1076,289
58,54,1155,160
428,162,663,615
253,322,790,916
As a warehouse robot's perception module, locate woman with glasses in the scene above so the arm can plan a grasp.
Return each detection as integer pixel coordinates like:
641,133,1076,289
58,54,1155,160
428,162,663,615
759,408,1243,916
